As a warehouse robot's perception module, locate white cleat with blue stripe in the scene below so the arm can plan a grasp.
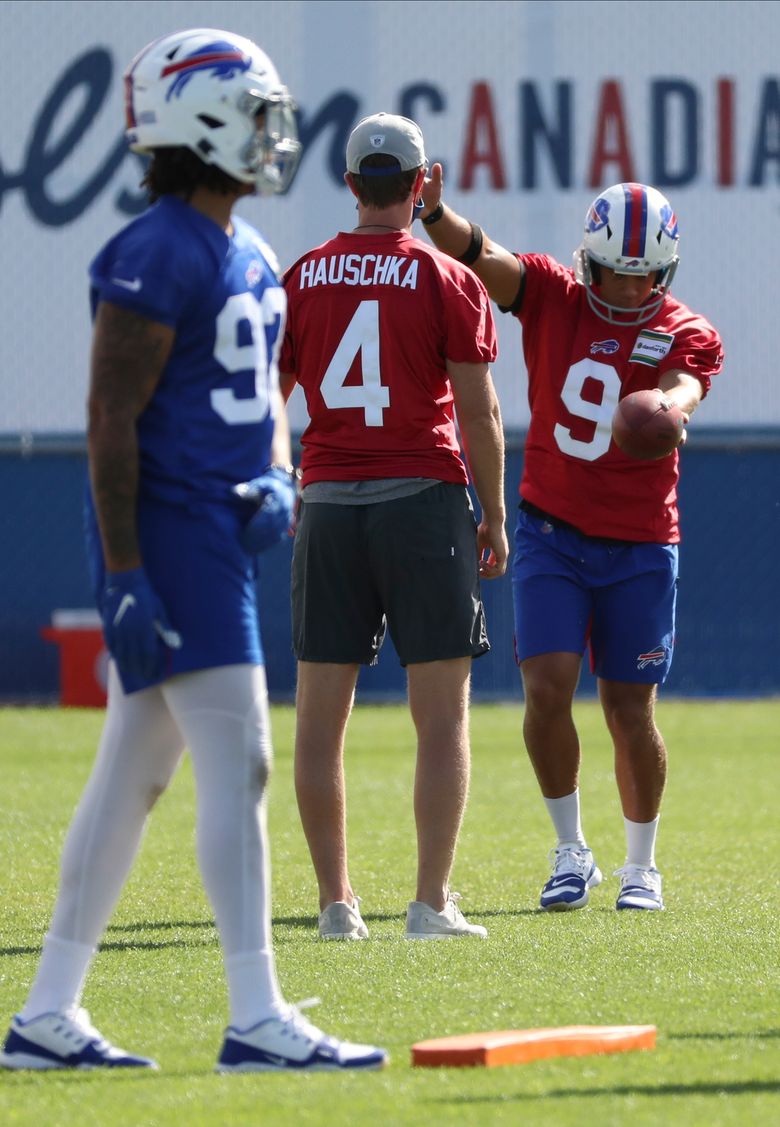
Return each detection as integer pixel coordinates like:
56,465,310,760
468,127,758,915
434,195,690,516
216,1003,388,1073
540,846,603,911
615,865,664,910
0,1007,158,1070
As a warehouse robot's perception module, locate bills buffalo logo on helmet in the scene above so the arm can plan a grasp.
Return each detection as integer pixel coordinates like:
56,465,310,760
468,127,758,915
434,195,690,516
637,647,666,670
162,41,252,100
586,197,611,234
659,203,678,240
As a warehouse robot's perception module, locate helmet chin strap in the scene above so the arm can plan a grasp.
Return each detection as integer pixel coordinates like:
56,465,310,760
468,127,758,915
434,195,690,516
577,250,678,326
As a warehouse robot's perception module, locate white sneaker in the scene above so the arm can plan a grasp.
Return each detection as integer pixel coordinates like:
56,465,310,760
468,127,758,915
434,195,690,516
615,865,664,910
540,846,603,911
0,1007,158,1070
216,1002,388,1072
404,892,487,939
318,899,368,940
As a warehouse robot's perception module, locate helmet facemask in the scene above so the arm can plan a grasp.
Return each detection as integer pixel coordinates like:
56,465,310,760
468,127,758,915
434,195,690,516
242,91,302,196
574,247,679,326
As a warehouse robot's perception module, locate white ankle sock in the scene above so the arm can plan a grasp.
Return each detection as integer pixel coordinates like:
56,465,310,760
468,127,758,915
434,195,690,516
20,933,95,1020
623,815,660,868
544,789,587,848
225,950,286,1031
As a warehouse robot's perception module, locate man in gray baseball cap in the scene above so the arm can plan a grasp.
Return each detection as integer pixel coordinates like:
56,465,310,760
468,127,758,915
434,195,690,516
346,112,427,173
280,110,507,945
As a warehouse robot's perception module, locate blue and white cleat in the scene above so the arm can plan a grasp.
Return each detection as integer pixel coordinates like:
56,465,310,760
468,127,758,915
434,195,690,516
216,1002,388,1073
540,846,603,911
615,865,664,910
0,1007,158,1070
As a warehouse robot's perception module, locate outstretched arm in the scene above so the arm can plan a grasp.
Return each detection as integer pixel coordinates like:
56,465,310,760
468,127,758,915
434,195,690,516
659,369,704,446
420,163,524,310
658,369,703,415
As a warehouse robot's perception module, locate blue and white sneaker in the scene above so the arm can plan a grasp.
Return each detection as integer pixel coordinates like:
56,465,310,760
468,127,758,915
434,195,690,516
615,865,664,910
0,1007,158,1070
540,846,603,911
216,1002,388,1073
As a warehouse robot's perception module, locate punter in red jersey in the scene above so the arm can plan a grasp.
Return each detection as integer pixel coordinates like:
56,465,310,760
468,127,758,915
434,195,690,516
280,113,508,941
420,176,723,913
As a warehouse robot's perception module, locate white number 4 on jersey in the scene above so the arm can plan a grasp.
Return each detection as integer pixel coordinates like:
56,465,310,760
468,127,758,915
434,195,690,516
321,300,390,427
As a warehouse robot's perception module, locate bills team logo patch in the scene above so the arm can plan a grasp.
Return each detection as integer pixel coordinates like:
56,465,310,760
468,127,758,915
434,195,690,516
590,339,620,355
637,646,666,670
161,41,252,100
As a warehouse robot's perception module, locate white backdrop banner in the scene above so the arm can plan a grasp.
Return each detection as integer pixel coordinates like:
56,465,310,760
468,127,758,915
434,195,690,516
0,0,775,433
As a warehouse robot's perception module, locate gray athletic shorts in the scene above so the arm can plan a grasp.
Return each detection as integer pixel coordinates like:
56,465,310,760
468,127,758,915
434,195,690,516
291,482,490,666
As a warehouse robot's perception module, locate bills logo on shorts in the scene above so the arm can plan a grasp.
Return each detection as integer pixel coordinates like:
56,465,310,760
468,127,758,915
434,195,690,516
637,646,666,670
590,339,620,355
162,42,252,100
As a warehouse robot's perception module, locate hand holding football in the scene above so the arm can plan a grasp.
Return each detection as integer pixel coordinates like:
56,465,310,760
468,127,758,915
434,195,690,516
612,389,685,460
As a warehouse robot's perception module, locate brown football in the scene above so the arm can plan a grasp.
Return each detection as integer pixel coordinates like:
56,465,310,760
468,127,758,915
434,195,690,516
612,389,685,460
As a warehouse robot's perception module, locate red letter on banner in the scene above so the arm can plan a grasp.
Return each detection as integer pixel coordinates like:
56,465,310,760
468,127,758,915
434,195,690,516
459,82,507,190
588,80,636,187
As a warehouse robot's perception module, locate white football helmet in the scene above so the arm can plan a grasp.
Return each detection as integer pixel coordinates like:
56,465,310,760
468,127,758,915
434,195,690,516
574,182,680,324
124,28,301,195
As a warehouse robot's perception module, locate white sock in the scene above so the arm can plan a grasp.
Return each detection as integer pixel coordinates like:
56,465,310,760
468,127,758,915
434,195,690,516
224,951,286,1030
544,789,587,849
624,815,660,868
20,934,95,1020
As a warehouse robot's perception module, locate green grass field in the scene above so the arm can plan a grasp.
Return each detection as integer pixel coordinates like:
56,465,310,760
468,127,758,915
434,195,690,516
0,700,778,1126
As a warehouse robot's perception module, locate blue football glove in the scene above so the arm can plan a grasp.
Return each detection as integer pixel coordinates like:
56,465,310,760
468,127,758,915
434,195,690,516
233,466,298,554
101,567,182,684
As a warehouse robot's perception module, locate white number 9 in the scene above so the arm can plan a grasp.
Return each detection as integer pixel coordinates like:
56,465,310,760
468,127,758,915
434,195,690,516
553,358,622,461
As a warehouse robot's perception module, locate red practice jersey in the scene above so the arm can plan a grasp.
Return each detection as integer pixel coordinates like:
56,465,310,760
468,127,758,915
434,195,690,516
513,254,724,542
281,230,496,485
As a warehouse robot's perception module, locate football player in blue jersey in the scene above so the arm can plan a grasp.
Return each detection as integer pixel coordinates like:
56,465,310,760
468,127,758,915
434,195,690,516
0,29,387,1074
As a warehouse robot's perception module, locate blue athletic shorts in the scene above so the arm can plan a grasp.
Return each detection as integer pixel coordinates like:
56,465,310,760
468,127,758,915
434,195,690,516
85,490,262,692
511,504,678,683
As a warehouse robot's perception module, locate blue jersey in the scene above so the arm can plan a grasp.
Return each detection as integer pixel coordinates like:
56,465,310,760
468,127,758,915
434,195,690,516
86,196,285,689
89,195,285,504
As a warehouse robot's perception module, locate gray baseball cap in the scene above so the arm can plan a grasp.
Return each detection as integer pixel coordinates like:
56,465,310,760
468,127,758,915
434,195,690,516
346,113,427,173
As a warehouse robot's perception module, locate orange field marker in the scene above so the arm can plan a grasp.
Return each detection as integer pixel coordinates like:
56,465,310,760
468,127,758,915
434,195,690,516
411,1024,656,1068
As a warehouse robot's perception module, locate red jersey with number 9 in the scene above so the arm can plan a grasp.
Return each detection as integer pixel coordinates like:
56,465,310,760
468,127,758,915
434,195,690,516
513,254,723,543
281,230,496,485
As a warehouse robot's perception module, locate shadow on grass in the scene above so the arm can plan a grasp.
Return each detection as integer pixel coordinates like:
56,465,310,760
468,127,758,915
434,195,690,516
0,1068,159,1087
0,920,219,958
440,1079,780,1103
105,920,214,932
